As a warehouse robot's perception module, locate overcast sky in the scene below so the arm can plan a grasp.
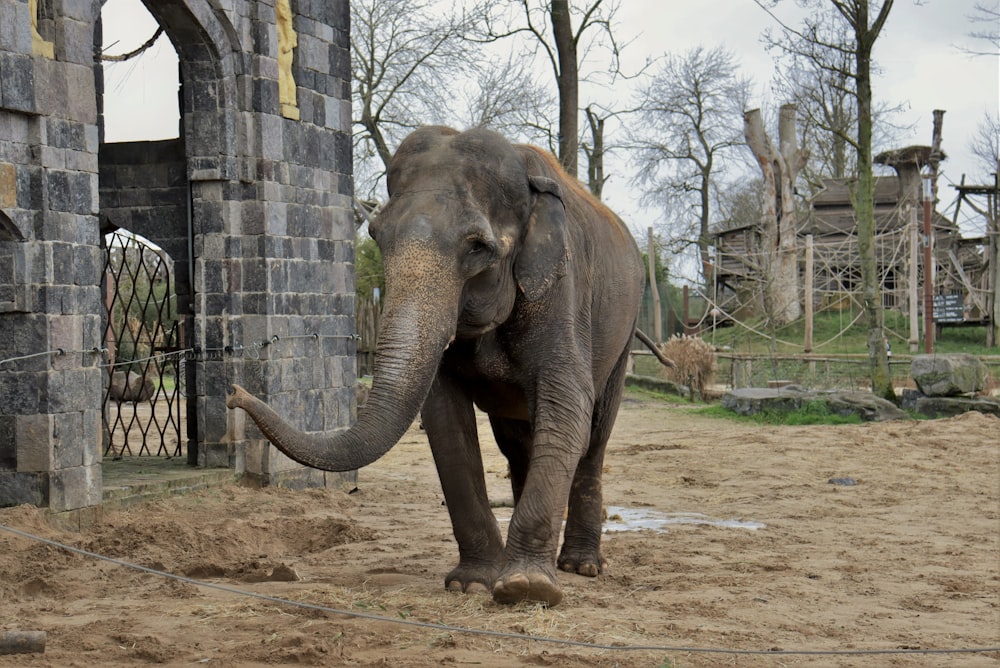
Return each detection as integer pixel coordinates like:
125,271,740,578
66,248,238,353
101,0,998,264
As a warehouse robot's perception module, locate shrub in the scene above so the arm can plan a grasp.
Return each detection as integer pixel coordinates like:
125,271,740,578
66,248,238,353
658,334,717,396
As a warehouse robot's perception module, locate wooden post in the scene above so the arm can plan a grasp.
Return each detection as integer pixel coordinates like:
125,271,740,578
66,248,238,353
990,172,1000,347
922,109,945,353
0,631,46,655
804,235,814,353
647,227,662,343
682,285,690,335
908,205,920,352
923,175,935,353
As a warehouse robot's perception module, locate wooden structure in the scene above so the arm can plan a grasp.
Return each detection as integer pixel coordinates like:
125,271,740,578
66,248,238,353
712,149,991,329
950,175,1000,344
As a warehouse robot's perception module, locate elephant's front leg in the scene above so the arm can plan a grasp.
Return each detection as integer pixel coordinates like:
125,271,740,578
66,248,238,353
421,374,504,596
493,385,594,607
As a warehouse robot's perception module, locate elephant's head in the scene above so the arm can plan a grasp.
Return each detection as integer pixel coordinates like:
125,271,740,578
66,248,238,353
228,126,569,471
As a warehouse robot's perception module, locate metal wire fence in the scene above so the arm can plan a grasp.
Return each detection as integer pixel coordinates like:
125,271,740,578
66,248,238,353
634,351,1000,396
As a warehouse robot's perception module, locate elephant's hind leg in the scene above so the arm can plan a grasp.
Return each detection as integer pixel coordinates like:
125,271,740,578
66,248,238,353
557,440,608,577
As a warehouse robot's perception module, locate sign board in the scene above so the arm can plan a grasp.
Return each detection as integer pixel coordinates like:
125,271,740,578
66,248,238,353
932,294,965,323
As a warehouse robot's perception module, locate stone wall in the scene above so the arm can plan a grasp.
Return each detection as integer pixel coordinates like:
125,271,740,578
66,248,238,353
0,0,105,523
0,0,357,520
98,139,191,304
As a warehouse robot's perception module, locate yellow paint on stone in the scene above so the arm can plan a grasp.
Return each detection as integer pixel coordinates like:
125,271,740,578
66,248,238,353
276,0,299,119
30,0,55,58
0,163,17,209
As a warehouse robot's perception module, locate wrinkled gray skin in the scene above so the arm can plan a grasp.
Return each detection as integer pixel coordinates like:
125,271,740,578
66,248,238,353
228,126,645,607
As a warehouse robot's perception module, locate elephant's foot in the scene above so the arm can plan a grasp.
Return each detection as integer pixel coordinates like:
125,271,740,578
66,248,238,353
444,562,498,596
557,544,606,577
492,562,563,607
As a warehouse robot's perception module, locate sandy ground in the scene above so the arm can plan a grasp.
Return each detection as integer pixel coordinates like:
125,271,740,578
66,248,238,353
1,390,998,667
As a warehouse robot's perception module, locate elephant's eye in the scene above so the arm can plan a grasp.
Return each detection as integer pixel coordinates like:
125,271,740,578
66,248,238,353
467,239,495,256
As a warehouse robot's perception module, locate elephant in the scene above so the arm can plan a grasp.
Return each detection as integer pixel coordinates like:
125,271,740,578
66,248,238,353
227,126,650,607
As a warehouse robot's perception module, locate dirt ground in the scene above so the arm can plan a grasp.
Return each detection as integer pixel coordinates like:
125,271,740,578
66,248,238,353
1,390,998,667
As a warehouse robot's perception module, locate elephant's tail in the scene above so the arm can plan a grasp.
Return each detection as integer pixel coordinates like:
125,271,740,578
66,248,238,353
633,329,677,368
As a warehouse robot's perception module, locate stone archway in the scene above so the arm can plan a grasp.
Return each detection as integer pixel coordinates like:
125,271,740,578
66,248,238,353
1,0,355,520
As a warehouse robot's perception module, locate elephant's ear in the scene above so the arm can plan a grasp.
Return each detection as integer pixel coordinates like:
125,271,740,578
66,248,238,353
515,174,569,301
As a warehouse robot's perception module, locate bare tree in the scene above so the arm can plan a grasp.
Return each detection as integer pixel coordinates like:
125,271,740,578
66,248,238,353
629,45,752,289
756,0,897,400
970,110,1000,179
352,0,478,197
460,55,557,144
581,104,634,198
476,0,624,177
764,7,908,188
964,1,1000,55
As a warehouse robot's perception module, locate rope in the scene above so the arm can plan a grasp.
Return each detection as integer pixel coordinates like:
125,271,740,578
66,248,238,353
0,523,996,658
0,334,360,371
0,348,105,368
99,27,165,62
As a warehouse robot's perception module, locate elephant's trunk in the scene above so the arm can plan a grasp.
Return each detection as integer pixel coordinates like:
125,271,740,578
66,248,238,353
227,282,457,472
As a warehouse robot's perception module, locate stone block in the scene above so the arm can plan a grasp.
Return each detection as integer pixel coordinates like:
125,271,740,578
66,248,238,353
18,165,43,209
81,409,101,466
911,354,987,397
65,148,98,173
47,169,94,214
53,411,84,468
48,118,86,150
0,415,14,468
64,63,97,124
31,59,66,115
47,368,98,413
0,3,30,54
200,441,231,469
48,464,101,511
55,16,95,64
0,370,43,414
0,53,35,113
0,471,47,507
16,413,52,471
58,0,95,24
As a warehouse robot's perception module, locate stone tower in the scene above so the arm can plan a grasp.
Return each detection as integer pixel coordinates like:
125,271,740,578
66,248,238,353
0,0,356,524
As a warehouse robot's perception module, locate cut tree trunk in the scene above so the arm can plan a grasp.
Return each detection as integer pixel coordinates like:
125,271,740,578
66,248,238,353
744,105,808,325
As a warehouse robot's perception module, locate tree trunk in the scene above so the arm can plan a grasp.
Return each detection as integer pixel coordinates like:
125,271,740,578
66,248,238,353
744,106,806,325
584,106,604,198
853,0,895,401
551,0,578,176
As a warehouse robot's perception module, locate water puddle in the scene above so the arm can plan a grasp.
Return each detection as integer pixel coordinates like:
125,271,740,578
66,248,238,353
603,506,765,533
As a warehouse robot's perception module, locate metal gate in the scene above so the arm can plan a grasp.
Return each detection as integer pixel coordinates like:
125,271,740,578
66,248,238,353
102,230,185,458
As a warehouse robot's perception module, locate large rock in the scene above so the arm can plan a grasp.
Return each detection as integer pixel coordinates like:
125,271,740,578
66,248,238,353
910,354,987,397
900,389,1000,419
722,386,910,422
108,371,155,402
625,373,687,398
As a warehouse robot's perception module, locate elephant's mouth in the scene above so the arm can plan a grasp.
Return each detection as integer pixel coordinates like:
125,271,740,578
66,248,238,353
455,319,501,340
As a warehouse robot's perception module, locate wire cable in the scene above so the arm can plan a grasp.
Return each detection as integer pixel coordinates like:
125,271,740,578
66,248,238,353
0,523,996,658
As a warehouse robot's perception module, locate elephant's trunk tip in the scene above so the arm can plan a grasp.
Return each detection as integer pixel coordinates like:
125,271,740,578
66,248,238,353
227,384,251,410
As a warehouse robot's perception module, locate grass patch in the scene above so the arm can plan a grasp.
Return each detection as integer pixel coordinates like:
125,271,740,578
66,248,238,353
689,399,863,426
706,310,992,355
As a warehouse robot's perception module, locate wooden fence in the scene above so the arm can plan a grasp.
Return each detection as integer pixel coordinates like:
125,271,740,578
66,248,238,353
356,298,380,376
